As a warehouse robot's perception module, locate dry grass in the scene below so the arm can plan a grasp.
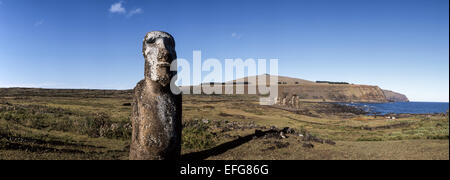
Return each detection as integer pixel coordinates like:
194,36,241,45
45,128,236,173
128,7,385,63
0,89,448,160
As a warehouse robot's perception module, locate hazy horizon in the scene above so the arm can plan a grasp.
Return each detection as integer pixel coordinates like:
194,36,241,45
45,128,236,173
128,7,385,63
0,0,449,102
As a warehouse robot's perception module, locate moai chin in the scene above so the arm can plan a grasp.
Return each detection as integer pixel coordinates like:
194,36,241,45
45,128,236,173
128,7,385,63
130,31,182,160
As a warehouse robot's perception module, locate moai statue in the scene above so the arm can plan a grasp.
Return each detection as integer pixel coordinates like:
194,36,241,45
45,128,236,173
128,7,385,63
295,96,300,109
282,97,287,106
130,31,182,160
276,97,282,105
290,96,296,107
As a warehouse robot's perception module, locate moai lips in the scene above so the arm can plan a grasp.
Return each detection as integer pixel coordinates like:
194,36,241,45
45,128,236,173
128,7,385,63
130,31,182,160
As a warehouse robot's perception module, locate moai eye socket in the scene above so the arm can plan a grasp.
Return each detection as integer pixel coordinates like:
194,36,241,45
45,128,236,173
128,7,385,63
146,38,155,44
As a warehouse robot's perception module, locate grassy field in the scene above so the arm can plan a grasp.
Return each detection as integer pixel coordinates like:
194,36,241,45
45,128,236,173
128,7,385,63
0,88,448,160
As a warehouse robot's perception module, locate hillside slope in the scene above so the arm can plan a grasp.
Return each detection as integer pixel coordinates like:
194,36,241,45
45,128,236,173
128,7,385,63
277,84,387,104
242,75,407,103
383,90,409,102
229,74,392,103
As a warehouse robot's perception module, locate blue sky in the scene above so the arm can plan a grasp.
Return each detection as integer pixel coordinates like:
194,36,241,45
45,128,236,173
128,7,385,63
0,0,448,102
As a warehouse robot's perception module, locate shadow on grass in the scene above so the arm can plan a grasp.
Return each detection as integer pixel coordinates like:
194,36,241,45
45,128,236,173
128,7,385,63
181,129,277,161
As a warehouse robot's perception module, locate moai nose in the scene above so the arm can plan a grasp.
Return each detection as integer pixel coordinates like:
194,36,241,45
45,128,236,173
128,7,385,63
155,38,171,50
155,38,164,48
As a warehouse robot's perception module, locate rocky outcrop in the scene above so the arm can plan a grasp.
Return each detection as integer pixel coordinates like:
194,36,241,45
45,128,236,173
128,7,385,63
382,90,409,102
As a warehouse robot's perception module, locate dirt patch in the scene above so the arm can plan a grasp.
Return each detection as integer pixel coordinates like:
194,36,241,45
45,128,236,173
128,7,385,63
262,141,290,152
302,143,314,149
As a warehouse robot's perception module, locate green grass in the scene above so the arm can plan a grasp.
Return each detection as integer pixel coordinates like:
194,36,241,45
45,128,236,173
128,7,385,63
182,120,217,151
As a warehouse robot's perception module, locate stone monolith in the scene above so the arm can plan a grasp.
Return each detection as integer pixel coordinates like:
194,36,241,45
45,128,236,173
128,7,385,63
129,31,182,160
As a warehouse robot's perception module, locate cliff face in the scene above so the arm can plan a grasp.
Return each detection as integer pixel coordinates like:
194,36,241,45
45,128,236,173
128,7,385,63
230,75,389,103
277,84,388,104
382,90,409,102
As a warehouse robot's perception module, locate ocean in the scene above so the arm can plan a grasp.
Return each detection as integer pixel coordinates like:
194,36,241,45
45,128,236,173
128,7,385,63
339,102,449,115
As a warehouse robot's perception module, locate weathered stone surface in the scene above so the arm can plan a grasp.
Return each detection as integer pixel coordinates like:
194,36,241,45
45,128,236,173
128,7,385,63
129,31,182,160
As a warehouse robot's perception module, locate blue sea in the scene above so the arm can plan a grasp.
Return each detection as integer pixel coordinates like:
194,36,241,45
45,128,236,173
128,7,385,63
339,102,449,115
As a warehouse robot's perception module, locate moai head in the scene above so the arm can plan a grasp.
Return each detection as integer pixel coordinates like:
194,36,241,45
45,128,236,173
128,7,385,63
143,31,177,87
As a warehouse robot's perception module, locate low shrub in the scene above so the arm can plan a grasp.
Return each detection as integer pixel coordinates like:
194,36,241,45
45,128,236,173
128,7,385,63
182,120,216,150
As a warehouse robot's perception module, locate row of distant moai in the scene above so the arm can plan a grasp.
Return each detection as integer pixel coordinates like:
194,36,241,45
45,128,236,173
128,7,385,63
129,31,182,160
